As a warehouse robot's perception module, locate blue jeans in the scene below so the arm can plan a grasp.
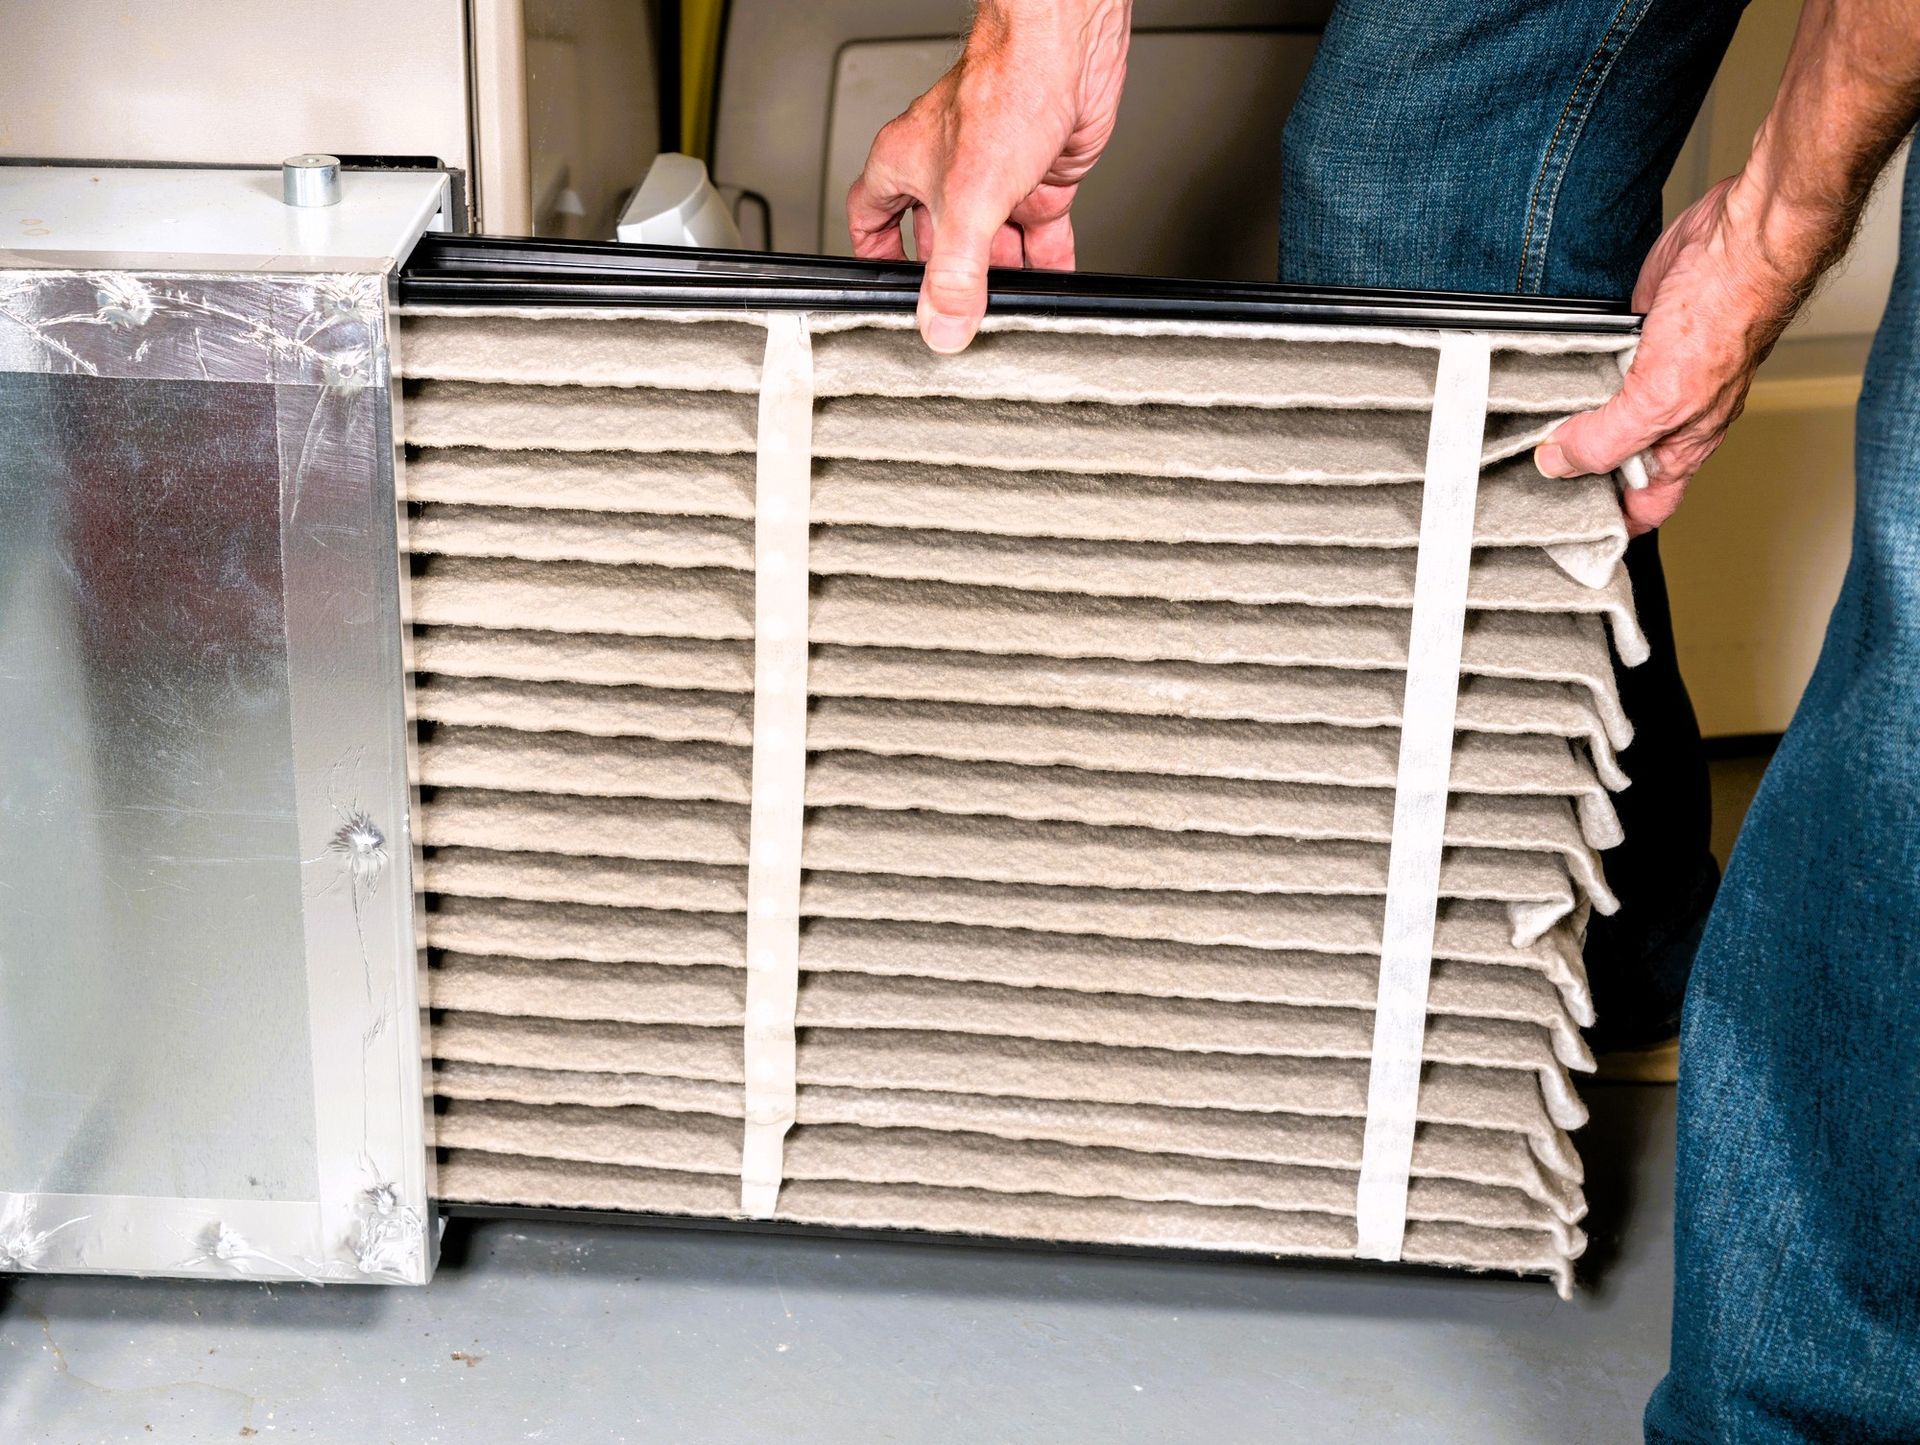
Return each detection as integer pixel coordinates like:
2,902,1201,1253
1280,0,1733,1053
1646,153,1920,1442
1284,2,1920,1436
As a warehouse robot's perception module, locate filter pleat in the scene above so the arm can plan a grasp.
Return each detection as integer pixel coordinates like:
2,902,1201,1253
401,310,1620,413
410,633,1629,768
432,1059,1589,1219
416,737,1612,908
408,564,1630,743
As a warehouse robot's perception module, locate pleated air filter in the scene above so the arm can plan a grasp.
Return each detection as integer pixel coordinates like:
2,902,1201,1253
394,248,1641,1296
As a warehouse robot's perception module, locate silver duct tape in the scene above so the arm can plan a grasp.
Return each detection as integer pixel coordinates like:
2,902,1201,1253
0,269,385,385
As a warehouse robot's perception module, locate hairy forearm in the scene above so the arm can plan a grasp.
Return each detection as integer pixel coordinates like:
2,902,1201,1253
968,0,1132,51
1730,0,1920,290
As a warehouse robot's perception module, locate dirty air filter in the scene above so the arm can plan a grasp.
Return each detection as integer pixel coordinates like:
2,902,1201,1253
395,239,1641,1296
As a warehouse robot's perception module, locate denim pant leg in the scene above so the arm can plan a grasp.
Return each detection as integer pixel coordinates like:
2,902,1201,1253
1643,146,1920,1444
1277,0,1744,1045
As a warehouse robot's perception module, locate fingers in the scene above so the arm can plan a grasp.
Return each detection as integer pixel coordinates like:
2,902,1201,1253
847,113,923,261
916,196,1004,354
1539,368,1740,537
1538,391,1694,539
1538,380,1742,539
851,141,1032,353
1531,174,1791,532
913,209,1022,268
851,222,910,262
847,169,911,261
1020,211,1077,271
1621,475,1688,537
989,222,1026,269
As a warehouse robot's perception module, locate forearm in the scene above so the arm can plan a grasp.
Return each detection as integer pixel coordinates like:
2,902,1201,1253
1728,0,1920,293
966,0,1133,58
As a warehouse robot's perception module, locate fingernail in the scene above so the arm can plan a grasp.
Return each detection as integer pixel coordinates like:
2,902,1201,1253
924,312,974,354
1534,441,1570,478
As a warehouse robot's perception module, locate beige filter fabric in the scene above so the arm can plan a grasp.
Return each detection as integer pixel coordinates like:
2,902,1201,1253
430,1060,1589,1221
427,1013,1586,1180
429,1099,1584,1255
408,570,1635,750
398,307,1640,1294
421,850,1597,1018
404,449,1625,567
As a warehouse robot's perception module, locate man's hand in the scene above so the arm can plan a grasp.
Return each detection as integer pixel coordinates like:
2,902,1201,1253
846,0,1131,353
1536,179,1816,535
1537,0,1920,534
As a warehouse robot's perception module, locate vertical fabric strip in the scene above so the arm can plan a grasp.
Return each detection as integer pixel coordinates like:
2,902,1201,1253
1354,333,1492,1261
739,312,814,1217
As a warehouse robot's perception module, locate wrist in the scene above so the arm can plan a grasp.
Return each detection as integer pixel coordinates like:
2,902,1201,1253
1718,161,1846,299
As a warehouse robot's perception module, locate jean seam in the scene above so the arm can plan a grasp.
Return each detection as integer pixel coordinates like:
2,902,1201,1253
1514,0,1656,293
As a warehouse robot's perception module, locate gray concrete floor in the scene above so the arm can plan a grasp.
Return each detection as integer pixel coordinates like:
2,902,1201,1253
1,749,1770,1445
0,1084,1675,1445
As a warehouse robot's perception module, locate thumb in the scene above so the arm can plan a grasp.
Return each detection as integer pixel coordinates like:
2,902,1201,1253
1535,379,1669,480
917,198,1002,354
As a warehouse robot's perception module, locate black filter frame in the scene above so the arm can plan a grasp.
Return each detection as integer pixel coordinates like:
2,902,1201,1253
405,233,1621,1282
399,233,1639,334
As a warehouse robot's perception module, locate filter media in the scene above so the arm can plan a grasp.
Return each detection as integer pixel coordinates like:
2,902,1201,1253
396,300,1639,1297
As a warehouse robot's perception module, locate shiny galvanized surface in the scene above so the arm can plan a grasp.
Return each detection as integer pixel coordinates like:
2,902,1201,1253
0,266,430,1283
0,269,383,384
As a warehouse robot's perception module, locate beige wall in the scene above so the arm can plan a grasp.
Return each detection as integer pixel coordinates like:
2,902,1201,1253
472,0,663,237
524,0,662,239
1659,0,1904,736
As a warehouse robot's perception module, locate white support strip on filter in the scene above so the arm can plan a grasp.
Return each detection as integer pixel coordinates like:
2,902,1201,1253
739,312,815,1217
1355,333,1493,1261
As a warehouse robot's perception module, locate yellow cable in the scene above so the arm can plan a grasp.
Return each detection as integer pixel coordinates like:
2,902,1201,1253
680,0,726,162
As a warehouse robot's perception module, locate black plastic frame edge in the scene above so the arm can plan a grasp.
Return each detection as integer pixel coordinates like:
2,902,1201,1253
399,232,1641,333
